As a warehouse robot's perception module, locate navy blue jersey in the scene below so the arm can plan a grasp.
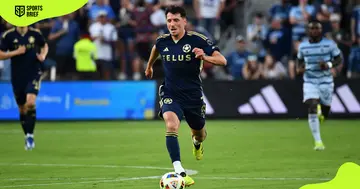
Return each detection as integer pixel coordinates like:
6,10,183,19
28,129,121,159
0,27,46,83
156,31,219,105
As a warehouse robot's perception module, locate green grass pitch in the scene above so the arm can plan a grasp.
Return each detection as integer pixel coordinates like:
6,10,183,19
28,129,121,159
0,120,359,189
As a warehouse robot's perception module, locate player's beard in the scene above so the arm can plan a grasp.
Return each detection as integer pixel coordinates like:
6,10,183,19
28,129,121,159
311,34,322,42
309,31,322,42
172,27,186,38
170,28,178,36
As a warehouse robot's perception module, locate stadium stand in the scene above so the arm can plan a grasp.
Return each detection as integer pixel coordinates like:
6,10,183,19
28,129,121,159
0,0,358,81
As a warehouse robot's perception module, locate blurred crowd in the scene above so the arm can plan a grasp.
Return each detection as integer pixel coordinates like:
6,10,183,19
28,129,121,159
0,0,237,81
0,0,359,81
225,0,360,81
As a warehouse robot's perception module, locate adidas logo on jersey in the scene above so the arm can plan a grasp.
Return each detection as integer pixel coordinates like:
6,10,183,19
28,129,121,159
237,85,288,114
163,47,169,52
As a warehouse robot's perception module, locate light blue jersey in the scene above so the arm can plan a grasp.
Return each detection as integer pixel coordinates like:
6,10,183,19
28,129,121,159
297,38,341,105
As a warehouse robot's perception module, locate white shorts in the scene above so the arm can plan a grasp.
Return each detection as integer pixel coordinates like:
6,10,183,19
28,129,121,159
303,82,334,106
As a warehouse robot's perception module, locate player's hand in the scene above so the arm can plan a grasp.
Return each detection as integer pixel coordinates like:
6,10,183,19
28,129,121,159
37,53,46,62
319,61,329,70
16,45,26,55
296,64,305,75
192,48,205,60
296,67,305,75
145,67,153,79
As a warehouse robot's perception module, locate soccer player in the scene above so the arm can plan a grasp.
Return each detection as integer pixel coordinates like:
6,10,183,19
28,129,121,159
144,6,227,186
296,20,342,151
0,26,48,150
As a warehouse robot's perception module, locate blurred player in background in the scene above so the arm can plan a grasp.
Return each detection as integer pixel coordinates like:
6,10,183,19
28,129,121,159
0,26,48,150
144,6,227,186
297,20,342,151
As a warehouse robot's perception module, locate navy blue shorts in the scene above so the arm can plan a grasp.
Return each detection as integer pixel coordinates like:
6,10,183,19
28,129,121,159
12,76,41,105
158,86,206,130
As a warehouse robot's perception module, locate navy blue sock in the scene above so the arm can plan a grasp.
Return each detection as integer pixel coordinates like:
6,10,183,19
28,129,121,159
26,108,36,134
166,132,180,163
20,114,27,135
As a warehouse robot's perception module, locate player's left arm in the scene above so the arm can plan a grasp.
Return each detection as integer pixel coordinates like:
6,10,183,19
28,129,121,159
37,43,48,62
193,37,227,66
330,41,343,67
36,42,48,63
330,54,342,68
196,50,227,66
320,42,343,70
35,31,49,62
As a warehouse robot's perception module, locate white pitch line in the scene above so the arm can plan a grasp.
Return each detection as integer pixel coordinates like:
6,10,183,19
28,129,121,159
2,176,331,182
1,178,110,181
0,163,198,175
0,176,160,188
0,176,332,188
0,163,331,188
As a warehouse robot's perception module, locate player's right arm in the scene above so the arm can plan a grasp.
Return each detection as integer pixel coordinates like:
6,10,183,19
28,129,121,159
0,34,26,60
296,43,305,74
145,45,160,79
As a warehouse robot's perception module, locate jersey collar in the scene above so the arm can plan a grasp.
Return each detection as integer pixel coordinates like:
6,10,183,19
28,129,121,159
15,27,29,37
171,30,187,44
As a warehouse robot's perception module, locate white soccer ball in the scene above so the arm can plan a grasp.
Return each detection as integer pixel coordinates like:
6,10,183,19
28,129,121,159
159,172,186,189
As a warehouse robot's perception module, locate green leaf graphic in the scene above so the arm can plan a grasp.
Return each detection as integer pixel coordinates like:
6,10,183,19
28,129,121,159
0,0,87,26
300,162,360,189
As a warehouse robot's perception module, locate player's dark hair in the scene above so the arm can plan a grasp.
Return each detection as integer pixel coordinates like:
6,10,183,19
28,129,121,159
165,5,187,18
308,19,322,27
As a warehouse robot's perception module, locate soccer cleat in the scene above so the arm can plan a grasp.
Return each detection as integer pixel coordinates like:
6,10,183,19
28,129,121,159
192,141,204,160
314,141,325,151
25,135,35,151
180,172,195,187
317,104,325,124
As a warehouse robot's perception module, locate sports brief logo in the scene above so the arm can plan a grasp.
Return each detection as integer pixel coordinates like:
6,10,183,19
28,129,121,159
15,6,25,17
15,5,43,17
238,85,288,114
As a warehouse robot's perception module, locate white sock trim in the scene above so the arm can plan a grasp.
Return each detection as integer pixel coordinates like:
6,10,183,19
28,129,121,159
173,161,185,174
193,137,201,145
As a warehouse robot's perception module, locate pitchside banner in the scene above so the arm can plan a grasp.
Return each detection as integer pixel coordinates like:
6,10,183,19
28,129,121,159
0,81,156,120
155,78,360,119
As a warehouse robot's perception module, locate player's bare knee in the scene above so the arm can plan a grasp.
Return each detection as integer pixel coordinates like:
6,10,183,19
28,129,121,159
26,94,36,109
18,106,27,114
163,112,180,133
165,119,179,132
26,101,36,110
